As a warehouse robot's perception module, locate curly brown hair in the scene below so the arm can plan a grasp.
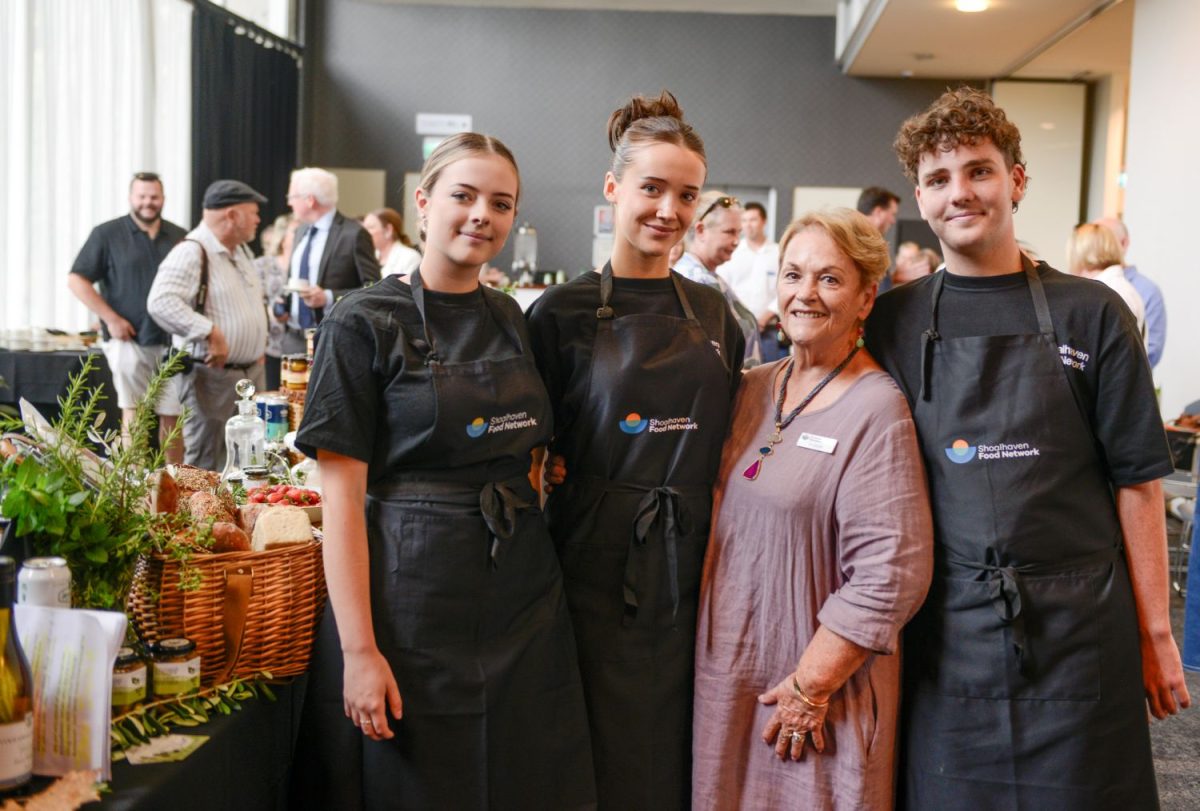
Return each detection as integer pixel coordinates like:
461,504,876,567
893,87,1026,185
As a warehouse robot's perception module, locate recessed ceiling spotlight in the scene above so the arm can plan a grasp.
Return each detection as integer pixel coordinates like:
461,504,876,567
1040,122,1057,130
956,0,989,11
901,70,914,78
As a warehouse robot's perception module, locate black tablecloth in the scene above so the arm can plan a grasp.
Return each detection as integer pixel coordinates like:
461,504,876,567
99,677,305,811
0,348,121,429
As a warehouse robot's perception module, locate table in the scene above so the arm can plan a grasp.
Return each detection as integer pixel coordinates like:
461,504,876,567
1163,470,1198,501
0,348,121,430
98,677,305,810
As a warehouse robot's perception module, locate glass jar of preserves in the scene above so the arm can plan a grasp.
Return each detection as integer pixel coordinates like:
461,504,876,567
150,638,201,698
112,647,147,714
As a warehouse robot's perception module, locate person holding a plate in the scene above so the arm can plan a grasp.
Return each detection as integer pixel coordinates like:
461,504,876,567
692,208,933,810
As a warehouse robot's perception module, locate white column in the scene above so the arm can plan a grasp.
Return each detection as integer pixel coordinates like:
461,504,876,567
1123,0,1200,416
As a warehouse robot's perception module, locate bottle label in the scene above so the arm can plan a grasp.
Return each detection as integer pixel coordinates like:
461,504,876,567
112,666,148,707
0,715,33,788
152,657,201,696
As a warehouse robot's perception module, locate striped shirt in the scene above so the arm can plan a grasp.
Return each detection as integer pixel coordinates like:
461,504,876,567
148,222,267,365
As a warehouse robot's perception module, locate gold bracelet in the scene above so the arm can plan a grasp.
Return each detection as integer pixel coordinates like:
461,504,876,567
792,677,830,708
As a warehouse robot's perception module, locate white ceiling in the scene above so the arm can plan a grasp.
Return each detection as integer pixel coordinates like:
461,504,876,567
843,0,1131,79
367,0,1134,80
365,0,837,14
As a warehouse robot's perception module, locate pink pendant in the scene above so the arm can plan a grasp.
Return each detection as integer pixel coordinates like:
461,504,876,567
742,445,773,481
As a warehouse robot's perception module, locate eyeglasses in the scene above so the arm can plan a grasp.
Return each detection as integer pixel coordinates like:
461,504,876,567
696,195,740,224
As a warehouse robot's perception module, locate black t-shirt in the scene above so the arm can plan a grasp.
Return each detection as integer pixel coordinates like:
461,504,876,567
295,276,543,482
69,214,187,346
865,263,1172,487
525,271,746,451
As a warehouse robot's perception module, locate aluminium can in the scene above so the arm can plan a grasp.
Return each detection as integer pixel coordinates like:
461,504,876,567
18,557,72,608
256,395,289,443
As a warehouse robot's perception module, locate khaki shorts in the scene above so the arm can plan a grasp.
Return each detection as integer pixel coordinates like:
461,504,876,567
101,340,183,415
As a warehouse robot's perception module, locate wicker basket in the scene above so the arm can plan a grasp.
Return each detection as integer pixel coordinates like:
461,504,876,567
126,540,326,687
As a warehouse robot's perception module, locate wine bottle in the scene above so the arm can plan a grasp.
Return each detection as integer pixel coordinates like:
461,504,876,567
0,557,32,794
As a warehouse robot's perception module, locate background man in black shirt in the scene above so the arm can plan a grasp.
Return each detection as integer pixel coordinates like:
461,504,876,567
68,172,187,455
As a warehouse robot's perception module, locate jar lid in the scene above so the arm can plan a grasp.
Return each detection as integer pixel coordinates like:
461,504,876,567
115,646,143,666
152,637,196,656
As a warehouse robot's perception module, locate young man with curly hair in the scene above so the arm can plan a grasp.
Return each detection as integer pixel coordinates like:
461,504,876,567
866,87,1189,809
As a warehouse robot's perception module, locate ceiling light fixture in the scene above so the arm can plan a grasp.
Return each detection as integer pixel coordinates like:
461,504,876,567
956,0,989,11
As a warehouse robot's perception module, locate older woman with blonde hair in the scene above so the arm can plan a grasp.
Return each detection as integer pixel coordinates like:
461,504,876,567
693,207,934,810
1067,222,1145,340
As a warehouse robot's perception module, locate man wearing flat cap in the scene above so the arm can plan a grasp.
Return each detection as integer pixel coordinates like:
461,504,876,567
148,179,269,470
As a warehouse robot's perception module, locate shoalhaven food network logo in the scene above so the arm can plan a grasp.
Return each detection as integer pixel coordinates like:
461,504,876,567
465,411,538,438
945,437,1041,463
618,411,698,435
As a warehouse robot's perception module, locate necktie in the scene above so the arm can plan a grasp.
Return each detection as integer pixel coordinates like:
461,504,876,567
298,226,318,328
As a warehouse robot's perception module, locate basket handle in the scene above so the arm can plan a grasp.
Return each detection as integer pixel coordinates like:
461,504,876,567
217,564,254,683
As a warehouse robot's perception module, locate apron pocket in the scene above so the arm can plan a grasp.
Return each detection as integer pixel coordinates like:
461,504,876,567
1006,570,1102,700
371,506,490,650
915,570,1103,701
915,577,1009,699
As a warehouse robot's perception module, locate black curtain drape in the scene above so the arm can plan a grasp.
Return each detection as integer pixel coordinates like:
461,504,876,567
191,1,300,232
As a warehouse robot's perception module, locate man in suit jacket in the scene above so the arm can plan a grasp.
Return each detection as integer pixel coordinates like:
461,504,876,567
281,167,381,354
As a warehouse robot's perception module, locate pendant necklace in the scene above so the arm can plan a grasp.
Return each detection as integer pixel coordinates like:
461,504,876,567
742,343,860,481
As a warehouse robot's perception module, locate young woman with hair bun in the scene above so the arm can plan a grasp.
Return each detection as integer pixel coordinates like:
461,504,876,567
526,91,745,808
290,132,594,810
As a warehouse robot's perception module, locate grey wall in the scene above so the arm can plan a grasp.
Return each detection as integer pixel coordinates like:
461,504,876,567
304,1,971,274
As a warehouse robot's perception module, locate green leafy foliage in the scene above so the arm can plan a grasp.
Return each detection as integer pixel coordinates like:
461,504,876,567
109,672,276,753
0,352,194,609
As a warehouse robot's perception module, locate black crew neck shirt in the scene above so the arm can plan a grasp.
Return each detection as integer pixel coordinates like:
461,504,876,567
865,263,1172,487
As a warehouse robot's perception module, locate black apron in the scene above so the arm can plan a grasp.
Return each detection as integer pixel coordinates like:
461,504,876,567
545,264,734,810
292,273,595,811
900,265,1158,809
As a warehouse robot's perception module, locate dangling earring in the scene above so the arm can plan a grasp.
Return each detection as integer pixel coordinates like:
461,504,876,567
856,324,865,349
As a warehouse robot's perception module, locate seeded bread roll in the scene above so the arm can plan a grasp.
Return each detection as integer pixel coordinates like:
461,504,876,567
187,491,235,524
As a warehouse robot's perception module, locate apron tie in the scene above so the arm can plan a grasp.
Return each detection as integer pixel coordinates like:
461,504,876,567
919,327,939,402
623,486,689,628
479,480,533,569
945,545,1121,678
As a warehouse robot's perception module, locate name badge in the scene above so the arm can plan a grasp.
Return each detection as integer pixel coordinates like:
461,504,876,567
796,432,837,454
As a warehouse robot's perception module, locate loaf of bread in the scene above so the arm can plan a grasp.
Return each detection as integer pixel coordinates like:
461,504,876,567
145,469,179,514
211,521,251,553
187,491,234,524
238,503,271,537
251,506,312,551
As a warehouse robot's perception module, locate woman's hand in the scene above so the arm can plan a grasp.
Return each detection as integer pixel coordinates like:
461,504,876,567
758,675,830,761
343,648,404,741
543,453,567,494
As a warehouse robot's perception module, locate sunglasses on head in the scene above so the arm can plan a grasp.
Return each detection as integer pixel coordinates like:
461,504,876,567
697,195,740,223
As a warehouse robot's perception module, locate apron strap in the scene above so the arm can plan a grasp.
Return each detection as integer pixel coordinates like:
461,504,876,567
409,269,525,364
944,544,1121,677
919,270,945,402
597,262,616,320
479,480,534,569
625,486,687,627
596,262,700,323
